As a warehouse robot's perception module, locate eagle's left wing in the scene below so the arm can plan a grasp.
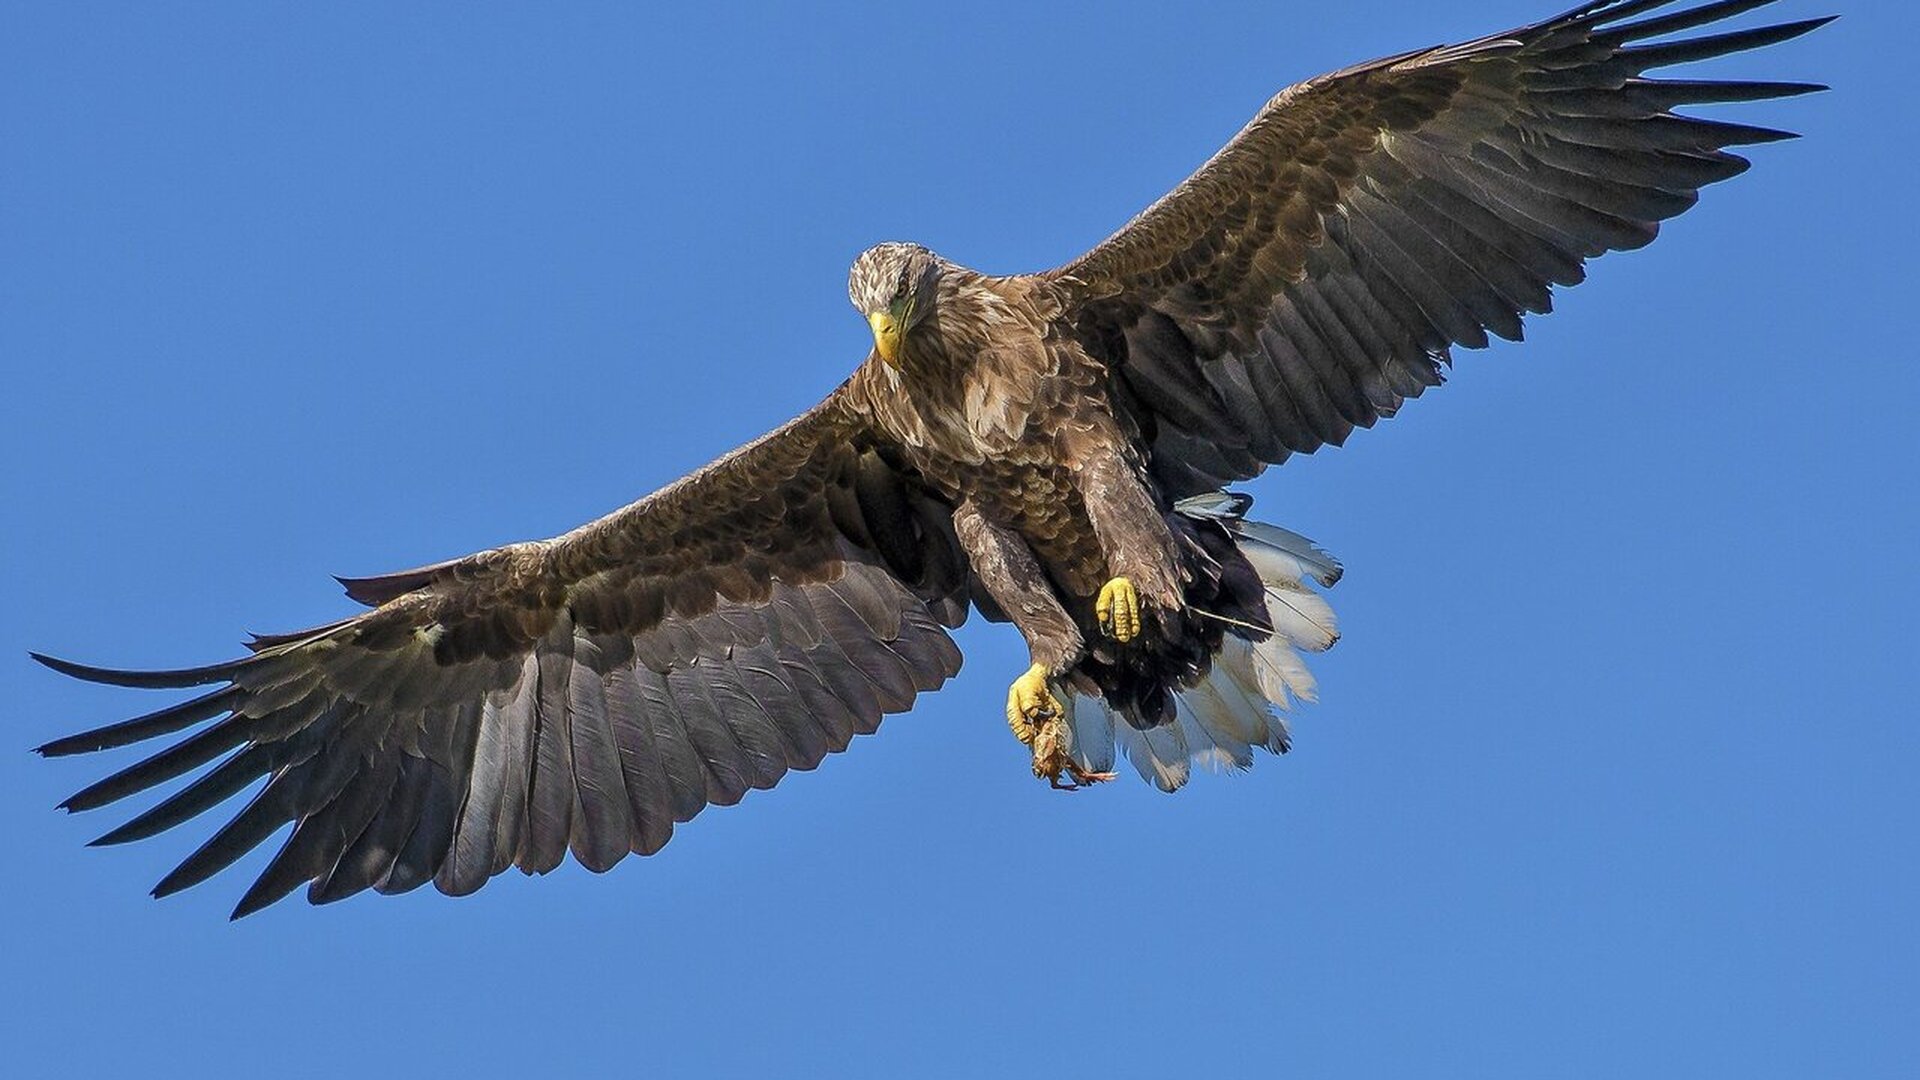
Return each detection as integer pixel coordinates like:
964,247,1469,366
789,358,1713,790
37,384,971,917
1043,0,1828,495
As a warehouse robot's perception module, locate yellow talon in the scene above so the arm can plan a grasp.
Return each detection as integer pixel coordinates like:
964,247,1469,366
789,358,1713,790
1096,576,1142,643
1006,663,1062,745
1004,663,1115,790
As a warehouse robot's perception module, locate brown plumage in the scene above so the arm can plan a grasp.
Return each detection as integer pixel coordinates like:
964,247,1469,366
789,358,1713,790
36,0,1827,916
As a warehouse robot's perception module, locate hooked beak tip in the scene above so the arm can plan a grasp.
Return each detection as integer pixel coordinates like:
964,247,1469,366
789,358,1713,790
868,311,902,367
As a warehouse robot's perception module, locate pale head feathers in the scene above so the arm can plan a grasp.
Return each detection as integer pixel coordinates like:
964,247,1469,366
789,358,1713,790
847,242,945,322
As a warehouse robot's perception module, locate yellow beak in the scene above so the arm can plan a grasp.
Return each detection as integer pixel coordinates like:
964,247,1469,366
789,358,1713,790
868,310,902,368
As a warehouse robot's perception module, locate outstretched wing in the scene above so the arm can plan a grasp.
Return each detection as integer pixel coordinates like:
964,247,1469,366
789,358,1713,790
1046,0,1828,494
37,385,970,917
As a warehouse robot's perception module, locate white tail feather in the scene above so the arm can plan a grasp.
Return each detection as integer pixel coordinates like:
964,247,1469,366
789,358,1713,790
1232,520,1342,587
1188,646,1272,745
1263,584,1339,652
1176,691,1256,770
1212,636,1292,753
1239,536,1331,593
1058,684,1192,791
1113,714,1191,792
1175,705,1245,775
1250,634,1318,706
1172,491,1244,518
1058,507,1336,791
1063,690,1115,775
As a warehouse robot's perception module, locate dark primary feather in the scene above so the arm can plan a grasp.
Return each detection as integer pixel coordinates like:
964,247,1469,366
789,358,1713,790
38,388,969,917
1050,0,1827,494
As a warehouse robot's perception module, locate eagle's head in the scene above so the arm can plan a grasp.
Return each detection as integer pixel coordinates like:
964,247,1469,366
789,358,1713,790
849,242,944,369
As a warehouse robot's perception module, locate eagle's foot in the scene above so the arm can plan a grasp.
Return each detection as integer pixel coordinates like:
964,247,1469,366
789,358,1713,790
1096,576,1142,643
1007,664,1115,790
1005,663,1062,745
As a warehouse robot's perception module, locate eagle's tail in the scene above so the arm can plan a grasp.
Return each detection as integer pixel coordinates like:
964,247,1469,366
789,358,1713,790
1059,492,1342,792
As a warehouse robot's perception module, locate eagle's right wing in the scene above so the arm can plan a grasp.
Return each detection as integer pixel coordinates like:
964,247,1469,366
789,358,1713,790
38,384,971,917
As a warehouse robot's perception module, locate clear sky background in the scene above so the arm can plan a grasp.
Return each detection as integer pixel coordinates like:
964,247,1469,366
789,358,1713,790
2,2,1911,1076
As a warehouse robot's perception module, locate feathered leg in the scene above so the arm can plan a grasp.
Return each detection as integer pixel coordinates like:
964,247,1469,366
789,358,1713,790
1070,442,1183,642
953,501,1112,787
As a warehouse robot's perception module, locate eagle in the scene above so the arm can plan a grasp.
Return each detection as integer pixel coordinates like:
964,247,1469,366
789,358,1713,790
37,0,1827,918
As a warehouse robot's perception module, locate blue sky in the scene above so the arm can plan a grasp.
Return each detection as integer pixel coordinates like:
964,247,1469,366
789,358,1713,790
2,2,1911,1076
